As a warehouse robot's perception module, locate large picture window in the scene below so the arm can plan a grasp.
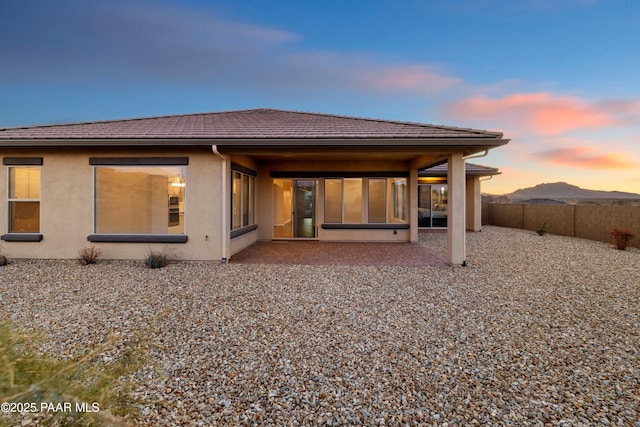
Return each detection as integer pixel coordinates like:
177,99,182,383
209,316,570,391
8,167,40,233
324,179,343,223
367,178,387,223
391,178,408,222
231,169,255,230
94,166,186,234
324,177,407,224
343,178,363,223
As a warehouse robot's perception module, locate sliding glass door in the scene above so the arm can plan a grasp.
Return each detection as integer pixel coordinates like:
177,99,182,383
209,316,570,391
273,179,317,239
418,184,448,228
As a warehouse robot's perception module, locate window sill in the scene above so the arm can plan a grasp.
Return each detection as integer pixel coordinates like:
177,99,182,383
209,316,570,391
321,224,409,230
87,234,188,243
231,224,258,239
1,233,43,242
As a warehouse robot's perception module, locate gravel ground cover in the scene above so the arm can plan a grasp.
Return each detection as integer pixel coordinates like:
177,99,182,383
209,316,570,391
0,226,638,426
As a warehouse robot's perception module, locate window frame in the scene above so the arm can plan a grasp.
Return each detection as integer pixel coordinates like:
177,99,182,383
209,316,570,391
343,178,363,224
87,157,188,244
7,165,41,234
390,178,408,222
230,164,257,238
367,178,387,223
0,157,44,242
323,178,344,223
322,177,409,228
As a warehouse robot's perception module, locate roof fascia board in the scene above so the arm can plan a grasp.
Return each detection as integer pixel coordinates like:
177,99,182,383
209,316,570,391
213,137,508,146
0,139,215,147
0,137,509,147
0,137,510,151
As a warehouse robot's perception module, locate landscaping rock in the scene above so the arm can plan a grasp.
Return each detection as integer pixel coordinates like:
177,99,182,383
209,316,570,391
0,226,638,425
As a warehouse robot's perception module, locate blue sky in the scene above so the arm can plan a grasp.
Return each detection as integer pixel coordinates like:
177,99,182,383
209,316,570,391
2,0,639,194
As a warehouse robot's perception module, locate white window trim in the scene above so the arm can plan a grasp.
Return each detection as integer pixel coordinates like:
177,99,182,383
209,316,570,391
7,166,41,234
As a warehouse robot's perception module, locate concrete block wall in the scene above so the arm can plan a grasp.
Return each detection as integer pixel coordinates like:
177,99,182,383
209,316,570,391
486,204,524,229
484,203,640,248
522,204,575,237
574,205,640,246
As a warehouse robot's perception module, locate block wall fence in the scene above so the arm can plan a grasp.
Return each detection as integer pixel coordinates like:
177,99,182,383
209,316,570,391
482,203,640,249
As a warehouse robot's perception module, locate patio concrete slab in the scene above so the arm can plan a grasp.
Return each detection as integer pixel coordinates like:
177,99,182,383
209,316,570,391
229,241,449,267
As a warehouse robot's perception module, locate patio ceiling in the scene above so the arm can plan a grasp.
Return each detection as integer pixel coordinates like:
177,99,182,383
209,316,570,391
215,143,503,169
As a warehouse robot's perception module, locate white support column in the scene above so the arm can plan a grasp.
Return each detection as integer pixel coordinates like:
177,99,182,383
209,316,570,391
447,152,466,265
409,168,419,242
466,177,482,231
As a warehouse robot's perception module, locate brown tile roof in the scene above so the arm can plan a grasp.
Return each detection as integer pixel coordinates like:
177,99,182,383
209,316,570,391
0,109,504,144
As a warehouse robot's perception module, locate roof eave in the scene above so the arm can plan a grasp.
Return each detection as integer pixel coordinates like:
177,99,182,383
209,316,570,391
0,136,510,149
0,138,216,147
213,137,507,146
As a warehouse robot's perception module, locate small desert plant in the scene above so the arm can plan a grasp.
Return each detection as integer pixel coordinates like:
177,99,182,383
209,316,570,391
608,227,635,250
77,246,102,266
0,252,7,266
144,250,167,269
536,223,548,236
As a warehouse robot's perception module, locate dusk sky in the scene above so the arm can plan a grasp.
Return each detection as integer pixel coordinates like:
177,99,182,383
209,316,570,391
2,0,639,195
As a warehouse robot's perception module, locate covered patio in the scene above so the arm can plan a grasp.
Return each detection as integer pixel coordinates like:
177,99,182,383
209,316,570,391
229,240,449,267
218,110,510,266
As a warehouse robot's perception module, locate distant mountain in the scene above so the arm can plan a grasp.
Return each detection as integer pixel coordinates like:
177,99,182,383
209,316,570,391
505,182,640,200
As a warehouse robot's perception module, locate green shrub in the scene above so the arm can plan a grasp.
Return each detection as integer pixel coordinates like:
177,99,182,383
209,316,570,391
608,228,635,250
536,223,548,236
77,246,102,266
144,251,167,269
0,321,145,426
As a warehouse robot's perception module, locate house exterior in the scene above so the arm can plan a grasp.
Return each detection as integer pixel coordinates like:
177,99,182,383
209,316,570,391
0,109,509,265
418,163,500,230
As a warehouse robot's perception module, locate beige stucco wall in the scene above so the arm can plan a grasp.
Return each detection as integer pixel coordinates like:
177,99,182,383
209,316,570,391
318,228,411,241
0,147,224,261
230,229,259,255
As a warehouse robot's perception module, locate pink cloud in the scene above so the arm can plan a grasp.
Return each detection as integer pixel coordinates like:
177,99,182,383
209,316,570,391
365,65,462,93
598,99,640,121
534,146,638,170
443,93,619,136
284,52,463,94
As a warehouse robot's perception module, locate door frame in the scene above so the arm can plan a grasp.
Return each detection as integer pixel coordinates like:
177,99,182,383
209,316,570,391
418,183,448,228
272,178,318,240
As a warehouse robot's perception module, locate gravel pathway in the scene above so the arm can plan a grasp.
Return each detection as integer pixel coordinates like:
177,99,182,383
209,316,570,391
1,226,638,426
